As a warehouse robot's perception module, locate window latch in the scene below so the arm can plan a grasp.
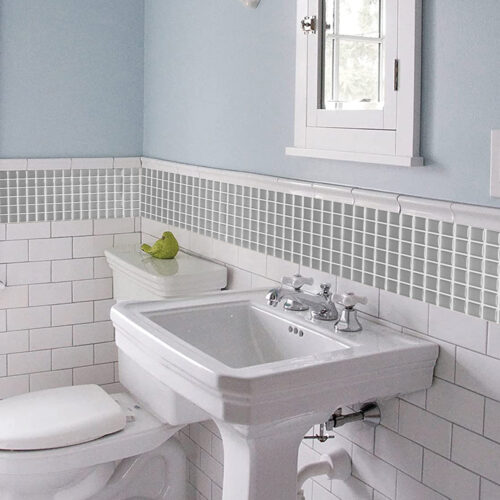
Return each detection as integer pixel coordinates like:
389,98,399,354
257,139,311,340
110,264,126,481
301,16,317,34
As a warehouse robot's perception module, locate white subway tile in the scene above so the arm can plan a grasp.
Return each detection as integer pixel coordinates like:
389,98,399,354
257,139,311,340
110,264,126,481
0,375,29,398
212,239,238,267
210,434,223,464
429,305,487,353
309,483,337,500
51,220,93,237
29,238,72,261
51,258,93,282
0,355,6,376
72,278,112,302
29,326,72,350
396,471,447,500
238,247,266,275
0,311,6,332
51,301,93,326
484,398,500,444
0,241,28,263
0,226,5,240
7,306,51,330
94,341,117,364
379,290,428,333
352,444,396,499
29,282,71,306
73,321,114,345
200,450,223,486
27,158,70,170
52,345,93,370
0,331,28,354
0,285,28,309
400,390,426,409
190,233,213,258
399,401,452,458
94,217,135,235
140,218,169,239
73,363,115,385
426,379,484,433
374,426,423,480
377,398,399,432
422,449,480,500
481,479,500,500
487,322,500,359
6,222,50,240
94,299,115,322
73,235,113,258
114,232,140,246
189,423,212,454
456,347,500,401
93,257,112,278
71,157,113,169
452,425,500,484
7,261,51,285
8,350,51,375
188,462,211,499
30,369,72,392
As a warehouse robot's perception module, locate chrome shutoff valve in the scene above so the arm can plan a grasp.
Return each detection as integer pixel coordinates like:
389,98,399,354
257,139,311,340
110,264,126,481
334,292,368,333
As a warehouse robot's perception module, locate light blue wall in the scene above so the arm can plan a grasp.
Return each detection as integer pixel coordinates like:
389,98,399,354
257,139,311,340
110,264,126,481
143,0,500,207
0,0,144,158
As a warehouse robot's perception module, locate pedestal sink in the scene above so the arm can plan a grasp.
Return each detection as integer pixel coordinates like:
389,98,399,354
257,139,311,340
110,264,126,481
111,290,438,500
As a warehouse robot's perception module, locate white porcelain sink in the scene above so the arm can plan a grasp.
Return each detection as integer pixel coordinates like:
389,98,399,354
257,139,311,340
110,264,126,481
111,289,438,500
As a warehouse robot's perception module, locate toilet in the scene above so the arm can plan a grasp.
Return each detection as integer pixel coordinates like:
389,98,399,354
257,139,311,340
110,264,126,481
0,246,227,500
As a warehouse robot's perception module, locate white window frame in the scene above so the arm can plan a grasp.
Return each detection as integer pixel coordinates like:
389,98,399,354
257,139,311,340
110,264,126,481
286,0,423,167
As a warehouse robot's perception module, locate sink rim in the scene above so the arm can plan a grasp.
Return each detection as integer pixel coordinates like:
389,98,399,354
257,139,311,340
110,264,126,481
111,289,439,426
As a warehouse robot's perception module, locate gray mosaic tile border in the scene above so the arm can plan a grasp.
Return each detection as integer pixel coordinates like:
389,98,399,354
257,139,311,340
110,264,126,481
0,168,140,223
141,167,500,323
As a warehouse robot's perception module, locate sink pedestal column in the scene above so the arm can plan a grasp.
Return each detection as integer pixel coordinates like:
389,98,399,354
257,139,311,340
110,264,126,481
216,413,328,500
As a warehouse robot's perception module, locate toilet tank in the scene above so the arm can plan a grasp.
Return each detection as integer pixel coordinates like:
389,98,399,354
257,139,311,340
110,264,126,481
104,246,227,301
105,245,227,425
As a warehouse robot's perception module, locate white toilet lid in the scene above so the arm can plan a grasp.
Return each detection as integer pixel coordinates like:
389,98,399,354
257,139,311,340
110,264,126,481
0,385,126,450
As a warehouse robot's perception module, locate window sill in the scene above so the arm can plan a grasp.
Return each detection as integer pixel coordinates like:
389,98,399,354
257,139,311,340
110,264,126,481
285,147,424,168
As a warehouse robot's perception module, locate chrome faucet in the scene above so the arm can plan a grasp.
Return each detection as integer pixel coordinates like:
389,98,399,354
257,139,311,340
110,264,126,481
266,274,338,321
334,292,368,332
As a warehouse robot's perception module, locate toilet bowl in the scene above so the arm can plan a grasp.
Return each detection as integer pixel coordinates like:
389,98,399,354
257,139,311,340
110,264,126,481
0,246,226,499
0,389,184,500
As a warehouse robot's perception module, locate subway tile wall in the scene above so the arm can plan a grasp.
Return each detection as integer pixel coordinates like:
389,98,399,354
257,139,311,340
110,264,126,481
0,157,142,397
141,165,500,323
0,216,141,396
142,216,500,500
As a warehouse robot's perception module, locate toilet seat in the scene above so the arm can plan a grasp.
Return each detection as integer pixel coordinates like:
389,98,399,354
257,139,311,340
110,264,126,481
0,392,179,475
0,385,126,451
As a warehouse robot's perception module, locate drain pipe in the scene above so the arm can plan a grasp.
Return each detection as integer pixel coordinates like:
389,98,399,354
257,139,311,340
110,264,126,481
296,448,351,500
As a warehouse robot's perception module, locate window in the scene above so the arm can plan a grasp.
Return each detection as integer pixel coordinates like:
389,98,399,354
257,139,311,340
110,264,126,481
287,0,423,167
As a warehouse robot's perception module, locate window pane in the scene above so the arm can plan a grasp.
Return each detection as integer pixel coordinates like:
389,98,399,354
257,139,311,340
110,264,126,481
321,0,384,110
338,0,381,37
337,40,381,104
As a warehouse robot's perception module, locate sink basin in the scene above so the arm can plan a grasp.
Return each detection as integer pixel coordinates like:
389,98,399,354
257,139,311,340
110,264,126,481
144,301,348,368
111,289,438,500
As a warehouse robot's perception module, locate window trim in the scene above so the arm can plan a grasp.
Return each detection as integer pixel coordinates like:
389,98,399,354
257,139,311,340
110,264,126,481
286,0,423,167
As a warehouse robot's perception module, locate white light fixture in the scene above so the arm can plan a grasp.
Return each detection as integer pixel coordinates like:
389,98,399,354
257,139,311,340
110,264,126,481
241,0,261,8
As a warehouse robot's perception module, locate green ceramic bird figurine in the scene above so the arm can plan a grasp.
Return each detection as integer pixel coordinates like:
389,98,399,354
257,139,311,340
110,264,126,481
141,231,179,259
